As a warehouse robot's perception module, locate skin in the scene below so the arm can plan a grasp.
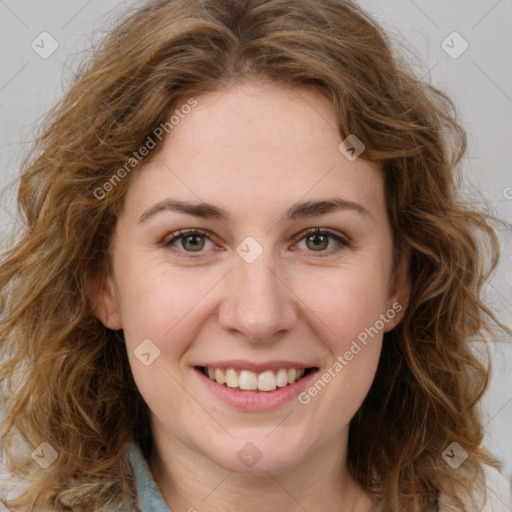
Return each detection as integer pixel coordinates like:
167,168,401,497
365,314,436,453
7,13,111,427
90,80,411,512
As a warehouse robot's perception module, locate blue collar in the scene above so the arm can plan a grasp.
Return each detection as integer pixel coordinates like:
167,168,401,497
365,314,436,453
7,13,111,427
126,442,172,511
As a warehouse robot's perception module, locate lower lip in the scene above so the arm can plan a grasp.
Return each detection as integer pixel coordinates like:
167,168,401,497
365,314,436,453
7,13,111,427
194,367,318,411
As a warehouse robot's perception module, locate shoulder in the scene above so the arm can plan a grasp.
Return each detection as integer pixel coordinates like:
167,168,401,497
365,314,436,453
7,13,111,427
439,465,512,512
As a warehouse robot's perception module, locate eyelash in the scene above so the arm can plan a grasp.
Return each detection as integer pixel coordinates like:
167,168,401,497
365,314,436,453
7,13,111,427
162,227,351,259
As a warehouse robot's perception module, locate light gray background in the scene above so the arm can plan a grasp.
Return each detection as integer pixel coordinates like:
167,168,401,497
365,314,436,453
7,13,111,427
0,0,511,486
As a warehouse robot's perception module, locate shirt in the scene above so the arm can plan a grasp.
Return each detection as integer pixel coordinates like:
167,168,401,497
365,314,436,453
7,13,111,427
126,442,171,511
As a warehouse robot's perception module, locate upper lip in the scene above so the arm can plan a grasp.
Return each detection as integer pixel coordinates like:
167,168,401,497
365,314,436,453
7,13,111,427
195,360,318,373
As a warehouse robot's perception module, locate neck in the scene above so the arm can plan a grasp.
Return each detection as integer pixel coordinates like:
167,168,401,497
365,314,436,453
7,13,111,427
149,427,374,512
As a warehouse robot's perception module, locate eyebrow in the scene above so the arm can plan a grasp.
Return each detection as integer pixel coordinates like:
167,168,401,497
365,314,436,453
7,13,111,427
137,197,372,224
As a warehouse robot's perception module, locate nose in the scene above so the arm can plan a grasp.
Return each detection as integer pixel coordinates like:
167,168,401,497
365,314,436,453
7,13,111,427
218,247,298,343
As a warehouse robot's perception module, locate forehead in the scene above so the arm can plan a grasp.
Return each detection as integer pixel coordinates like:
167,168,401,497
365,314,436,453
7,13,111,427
124,81,386,224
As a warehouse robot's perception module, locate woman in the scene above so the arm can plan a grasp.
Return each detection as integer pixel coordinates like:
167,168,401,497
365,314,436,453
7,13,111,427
0,0,510,510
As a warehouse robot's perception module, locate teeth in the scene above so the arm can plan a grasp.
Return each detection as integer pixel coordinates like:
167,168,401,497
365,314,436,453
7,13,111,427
215,368,226,385
239,370,258,390
225,368,238,388
201,367,308,392
258,370,276,392
276,368,288,387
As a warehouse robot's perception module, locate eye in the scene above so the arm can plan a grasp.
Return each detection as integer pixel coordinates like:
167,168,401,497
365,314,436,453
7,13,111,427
292,228,350,257
162,227,350,258
163,229,216,257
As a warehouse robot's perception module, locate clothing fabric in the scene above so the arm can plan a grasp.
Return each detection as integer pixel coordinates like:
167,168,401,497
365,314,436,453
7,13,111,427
126,442,171,511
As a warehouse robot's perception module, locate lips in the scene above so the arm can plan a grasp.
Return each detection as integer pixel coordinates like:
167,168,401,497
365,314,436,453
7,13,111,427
194,363,319,411
197,366,312,392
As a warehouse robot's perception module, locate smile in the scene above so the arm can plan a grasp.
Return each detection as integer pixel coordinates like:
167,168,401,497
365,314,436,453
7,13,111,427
197,366,315,392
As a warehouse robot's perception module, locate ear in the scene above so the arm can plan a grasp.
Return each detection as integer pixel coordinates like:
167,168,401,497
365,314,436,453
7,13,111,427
385,245,412,332
86,271,123,330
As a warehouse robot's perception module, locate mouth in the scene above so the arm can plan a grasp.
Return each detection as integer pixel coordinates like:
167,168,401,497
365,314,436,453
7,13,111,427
195,366,317,393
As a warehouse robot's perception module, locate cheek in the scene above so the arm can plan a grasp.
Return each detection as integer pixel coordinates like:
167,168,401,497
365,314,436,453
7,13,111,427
113,262,230,415
292,262,389,413
114,254,210,348
299,263,390,350
295,270,387,425
116,263,207,424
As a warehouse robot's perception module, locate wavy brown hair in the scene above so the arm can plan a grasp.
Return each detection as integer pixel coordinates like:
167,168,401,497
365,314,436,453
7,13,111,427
0,0,510,510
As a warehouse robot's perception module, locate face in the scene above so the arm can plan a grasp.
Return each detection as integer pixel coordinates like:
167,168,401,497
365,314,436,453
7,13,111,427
91,80,410,475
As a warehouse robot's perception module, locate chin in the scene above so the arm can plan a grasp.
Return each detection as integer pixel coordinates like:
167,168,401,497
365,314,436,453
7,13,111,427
206,438,308,475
